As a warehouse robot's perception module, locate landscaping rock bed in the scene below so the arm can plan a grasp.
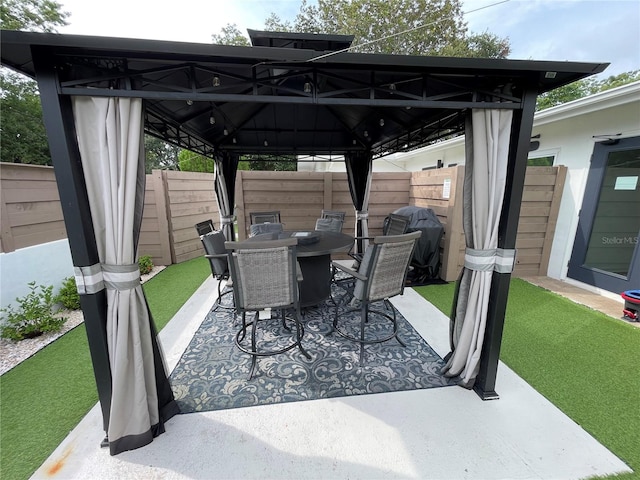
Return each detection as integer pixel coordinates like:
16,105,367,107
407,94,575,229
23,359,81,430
0,265,165,375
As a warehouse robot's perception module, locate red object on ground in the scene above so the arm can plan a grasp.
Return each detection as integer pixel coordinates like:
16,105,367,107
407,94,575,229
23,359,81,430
621,290,640,321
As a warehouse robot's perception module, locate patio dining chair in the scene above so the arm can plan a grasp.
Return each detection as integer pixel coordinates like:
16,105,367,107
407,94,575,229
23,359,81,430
225,237,311,379
321,210,346,222
349,212,411,265
249,211,281,225
249,222,284,237
200,230,234,312
195,219,215,236
315,209,346,233
249,211,283,237
331,230,422,365
382,213,411,236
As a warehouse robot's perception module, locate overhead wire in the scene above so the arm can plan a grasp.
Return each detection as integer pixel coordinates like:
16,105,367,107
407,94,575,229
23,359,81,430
251,0,510,69
306,0,511,63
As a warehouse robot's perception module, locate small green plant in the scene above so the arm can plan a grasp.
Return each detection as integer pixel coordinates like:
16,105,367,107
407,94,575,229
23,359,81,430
138,255,154,275
55,277,81,310
0,282,66,341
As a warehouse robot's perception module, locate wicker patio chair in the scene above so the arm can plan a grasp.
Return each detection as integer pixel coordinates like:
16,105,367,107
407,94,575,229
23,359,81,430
331,230,422,364
249,222,284,237
315,217,343,233
316,210,346,232
225,237,311,379
248,211,283,237
249,211,281,225
382,213,411,236
200,231,234,312
321,210,346,222
349,212,411,264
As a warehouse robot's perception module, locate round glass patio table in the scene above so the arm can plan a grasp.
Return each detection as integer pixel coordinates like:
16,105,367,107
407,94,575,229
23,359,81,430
244,230,354,307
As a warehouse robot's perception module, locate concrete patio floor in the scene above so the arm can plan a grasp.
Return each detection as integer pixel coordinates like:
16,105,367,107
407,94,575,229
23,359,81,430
31,276,632,480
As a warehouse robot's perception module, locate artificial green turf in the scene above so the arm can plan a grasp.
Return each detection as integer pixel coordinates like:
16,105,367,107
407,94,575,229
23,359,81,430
0,256,211,480
415,278,640,479
143,256,210,330
3,265,637,479
0,326,97,480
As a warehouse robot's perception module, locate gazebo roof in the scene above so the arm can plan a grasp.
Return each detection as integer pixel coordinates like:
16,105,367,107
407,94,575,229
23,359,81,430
0,29,608,159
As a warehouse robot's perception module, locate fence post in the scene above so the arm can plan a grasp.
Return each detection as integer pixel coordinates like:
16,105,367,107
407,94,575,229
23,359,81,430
0,186,15,253
235,170,246,240
151,169,173,265
539,165,567,275
323,172,333,210
441,165,465,281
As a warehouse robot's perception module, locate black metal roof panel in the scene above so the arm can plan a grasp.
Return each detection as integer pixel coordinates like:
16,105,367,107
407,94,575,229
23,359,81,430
247,29,354,52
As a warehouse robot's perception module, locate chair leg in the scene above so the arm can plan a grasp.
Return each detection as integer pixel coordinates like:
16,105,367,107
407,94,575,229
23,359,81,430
387,299,406,347
294,305,311,360
281,308,290,331
212,277,235,313
248,312,259,379
238,312,248,342
330,298,340,334
359,303,367,365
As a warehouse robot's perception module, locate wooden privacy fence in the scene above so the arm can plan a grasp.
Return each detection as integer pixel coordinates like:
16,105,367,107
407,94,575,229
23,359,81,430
1,163,66,253
0,164,218,267
1,163,566,280
410,165,567,280
235,171,412,240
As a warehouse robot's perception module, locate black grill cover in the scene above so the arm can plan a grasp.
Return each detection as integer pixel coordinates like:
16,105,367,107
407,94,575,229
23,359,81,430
393,206,444,284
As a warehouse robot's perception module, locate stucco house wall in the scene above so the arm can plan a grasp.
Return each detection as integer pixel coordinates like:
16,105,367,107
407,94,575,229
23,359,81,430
0,239,74,311
529,84,640,282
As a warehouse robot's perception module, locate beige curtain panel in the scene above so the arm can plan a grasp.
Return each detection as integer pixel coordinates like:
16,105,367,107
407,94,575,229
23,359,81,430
442,108,514,388
72,96,177,454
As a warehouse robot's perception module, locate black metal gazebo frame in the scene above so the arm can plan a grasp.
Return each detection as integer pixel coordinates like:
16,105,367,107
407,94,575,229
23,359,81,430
1,28,608,441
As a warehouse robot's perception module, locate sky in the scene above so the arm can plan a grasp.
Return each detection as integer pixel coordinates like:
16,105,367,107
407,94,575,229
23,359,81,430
57,0,640,78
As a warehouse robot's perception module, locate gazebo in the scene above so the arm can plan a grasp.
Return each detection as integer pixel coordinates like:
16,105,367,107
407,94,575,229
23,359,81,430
0,28,608,454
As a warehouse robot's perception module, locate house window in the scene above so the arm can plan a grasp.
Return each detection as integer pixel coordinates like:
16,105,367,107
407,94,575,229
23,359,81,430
527,156,554,166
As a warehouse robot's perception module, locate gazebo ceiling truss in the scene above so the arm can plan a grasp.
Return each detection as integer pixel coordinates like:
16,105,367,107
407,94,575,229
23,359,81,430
1,29,607,160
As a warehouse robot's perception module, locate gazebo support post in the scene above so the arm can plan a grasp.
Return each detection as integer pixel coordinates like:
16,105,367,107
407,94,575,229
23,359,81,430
474,86,539,400
33,48,113,435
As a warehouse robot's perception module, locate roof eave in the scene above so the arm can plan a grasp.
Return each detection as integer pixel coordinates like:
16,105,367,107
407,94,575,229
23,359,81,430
0,29,609,93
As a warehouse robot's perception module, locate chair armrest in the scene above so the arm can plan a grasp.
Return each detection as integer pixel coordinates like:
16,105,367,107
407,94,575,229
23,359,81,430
353,236,374,241
332,260,367,281
205,254,227,259
295,260,304,282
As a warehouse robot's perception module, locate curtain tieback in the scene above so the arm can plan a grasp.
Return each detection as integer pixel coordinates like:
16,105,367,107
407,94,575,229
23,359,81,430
464,248,516,273
356,211,369,220
220,216,234,225
74,263,104,294
74,263,141,294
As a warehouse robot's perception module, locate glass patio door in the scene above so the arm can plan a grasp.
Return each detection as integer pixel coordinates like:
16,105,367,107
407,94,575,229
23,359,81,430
567,136,640,294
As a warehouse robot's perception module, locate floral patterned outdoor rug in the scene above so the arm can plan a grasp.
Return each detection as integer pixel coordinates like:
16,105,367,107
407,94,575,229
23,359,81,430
170,288,455,413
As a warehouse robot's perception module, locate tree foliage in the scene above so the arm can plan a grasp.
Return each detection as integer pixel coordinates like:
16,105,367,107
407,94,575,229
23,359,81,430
1,0,69,165
536,70,640,111
239,155,297,171
262,0,510,58
178,149,215,173
144,136,181,173
0,0,69,32
0,72,51,164
211,23,250,46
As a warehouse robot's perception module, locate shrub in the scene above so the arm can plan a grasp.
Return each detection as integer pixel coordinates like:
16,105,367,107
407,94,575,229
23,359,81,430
55,277,81,310
138,255,154,275
0,282,66,341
